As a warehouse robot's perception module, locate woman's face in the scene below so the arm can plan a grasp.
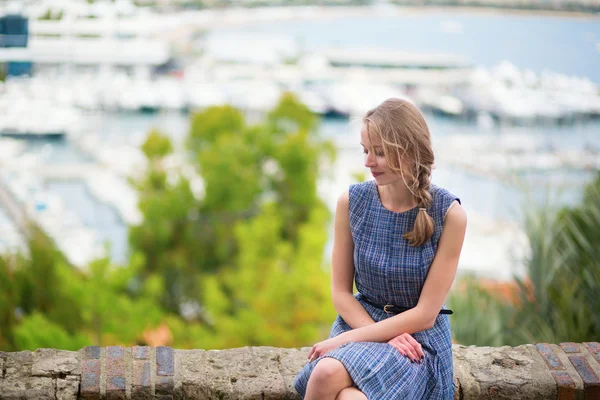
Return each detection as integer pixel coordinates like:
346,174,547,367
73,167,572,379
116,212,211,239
360,126,405,187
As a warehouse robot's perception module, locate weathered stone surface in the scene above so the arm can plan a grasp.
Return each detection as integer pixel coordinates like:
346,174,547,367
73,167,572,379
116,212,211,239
278,347,309,376
57,375,80,400
173,347,184,399
32,349,80,377
280,374,302,400
4,351,33,379
236,347,285,400
0,352,4,379
453,344,557,399
453,345,481,400
25,376,55,399
181,349,235,400
179,347,303,400
1,344,600,399
0,377,28,399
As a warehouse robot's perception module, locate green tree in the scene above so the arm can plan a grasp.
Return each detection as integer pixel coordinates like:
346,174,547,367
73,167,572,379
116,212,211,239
192,93,336,348
13,312,90,351
129,93,337,348
0,253,19,349
198,202,335,349
129,129,201,313
63,255,167,346
13,227,85,336
1,225,170,351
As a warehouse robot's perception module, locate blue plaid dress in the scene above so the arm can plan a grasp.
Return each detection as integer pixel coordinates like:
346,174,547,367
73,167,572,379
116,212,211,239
294,180,459,399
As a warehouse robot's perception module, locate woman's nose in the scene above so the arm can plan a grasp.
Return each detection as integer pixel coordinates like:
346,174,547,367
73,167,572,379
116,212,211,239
364,153,376,168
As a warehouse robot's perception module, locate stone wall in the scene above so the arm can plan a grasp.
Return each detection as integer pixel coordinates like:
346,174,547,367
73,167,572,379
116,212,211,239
0,342,599,399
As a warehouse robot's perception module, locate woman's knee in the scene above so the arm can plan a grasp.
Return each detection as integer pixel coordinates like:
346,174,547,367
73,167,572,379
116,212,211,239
336,387,368,400
310,358,351,386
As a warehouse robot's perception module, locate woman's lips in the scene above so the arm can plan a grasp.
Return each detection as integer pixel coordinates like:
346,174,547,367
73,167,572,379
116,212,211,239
372,171,383,178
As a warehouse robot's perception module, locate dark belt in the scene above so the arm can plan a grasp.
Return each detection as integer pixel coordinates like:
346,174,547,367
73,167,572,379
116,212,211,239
361,295,453,315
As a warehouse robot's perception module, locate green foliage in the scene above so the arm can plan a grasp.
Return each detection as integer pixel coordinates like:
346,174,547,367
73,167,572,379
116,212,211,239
0,227,169,351
451,172,600,346
141,129,173,159
13,227,85,335
447,275,511,347
0,227,85,350
198,203,335,349
0,254,18,349
129,93,336,348
14,312,90,351
37,9,64,20
68,256,166,346
267,92,319,133
187,105,245,154
130,130,201,312
2,93,336,351
556,173,600,335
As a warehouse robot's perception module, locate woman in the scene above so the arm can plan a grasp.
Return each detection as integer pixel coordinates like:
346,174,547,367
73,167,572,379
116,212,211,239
293,98,467,400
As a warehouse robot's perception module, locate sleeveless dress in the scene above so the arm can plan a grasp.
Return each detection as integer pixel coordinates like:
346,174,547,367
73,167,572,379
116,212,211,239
294,180,460,400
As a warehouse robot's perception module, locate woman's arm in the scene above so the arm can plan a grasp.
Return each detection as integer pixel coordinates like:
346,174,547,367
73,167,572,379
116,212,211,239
331,190,375,329
338,202,467,344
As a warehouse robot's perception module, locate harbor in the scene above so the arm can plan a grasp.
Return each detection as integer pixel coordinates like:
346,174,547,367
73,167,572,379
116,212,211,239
0,0,599,279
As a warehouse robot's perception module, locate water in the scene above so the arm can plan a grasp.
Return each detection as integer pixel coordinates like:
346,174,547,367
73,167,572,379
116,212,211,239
210,11,600,82
5,110,598,271
45,181,129,265
4,11,600,269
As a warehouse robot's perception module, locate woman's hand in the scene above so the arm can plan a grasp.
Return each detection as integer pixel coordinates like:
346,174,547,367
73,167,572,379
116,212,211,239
388,333,424,363
307,336,346,362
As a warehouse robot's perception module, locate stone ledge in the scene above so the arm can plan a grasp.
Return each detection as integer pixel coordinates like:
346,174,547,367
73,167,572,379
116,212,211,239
0,343,599,399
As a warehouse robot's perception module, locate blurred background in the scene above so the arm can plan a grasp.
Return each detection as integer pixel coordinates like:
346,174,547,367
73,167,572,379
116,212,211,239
0,0,598,351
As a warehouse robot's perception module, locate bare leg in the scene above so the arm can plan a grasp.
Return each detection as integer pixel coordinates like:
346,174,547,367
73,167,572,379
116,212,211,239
336,387,368,400
305,358,354,400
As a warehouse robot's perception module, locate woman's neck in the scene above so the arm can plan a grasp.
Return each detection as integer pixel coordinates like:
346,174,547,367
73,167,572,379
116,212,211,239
377,181,418,212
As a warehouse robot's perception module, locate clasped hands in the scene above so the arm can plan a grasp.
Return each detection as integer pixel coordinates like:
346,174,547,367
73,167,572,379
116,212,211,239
308,332,425,363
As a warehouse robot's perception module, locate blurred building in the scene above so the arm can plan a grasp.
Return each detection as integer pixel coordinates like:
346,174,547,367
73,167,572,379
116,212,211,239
0,14,32,77
0,1,171,77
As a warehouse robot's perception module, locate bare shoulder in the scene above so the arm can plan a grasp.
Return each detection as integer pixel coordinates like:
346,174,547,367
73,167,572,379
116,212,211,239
337,189,350,208
443,202,467,233
335,189,351,227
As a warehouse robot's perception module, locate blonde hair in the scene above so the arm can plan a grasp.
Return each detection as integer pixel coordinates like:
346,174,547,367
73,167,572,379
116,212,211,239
363,98,434,246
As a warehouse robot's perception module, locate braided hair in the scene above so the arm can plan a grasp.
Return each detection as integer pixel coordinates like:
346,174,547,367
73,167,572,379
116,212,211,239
363,98,435,246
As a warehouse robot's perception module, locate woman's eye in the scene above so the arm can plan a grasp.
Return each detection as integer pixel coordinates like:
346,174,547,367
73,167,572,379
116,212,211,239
375,152,384,157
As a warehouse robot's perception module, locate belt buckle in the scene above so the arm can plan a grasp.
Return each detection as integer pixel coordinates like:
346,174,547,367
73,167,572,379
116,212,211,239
383,304,394,314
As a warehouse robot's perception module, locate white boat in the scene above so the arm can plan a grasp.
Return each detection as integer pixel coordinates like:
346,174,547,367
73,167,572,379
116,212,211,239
0,96,81,139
